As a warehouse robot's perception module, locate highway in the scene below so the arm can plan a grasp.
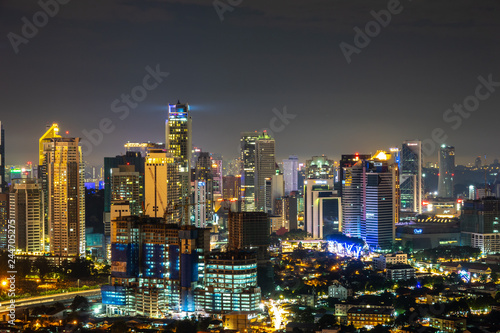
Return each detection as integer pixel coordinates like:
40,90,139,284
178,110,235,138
0,289,101,319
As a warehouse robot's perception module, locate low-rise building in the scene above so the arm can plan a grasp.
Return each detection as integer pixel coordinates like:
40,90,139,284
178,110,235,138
430,316,466,333
373,252,408,270
386,264,415,281
328,284,351,300
347,307,393,329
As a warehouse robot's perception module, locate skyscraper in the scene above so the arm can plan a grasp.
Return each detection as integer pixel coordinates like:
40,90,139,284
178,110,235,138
283,155,298,195
144,149,180,222
304,178,340,239
166,102,192,216
9,179,44,253
306,155,335,180
240,132,260,211
0,121,5,193
461,198,500,254
400,141,423,214
110,165,142,216
338,153,372,197
228,211,269,259
438,145,455,198
0,193,8,249
255,132,275,212
43,137,85,257
194,152,214,226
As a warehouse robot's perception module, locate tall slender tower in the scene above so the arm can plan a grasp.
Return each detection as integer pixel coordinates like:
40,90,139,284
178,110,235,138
166,102,192,219
438,145,455,198
255,132,275,212
9,179,44,253
283,155,298,195
44,137,85,257
240,132,260,211
400,141,423,213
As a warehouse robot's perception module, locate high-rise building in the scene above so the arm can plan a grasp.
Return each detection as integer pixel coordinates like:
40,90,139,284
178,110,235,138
0,193,8,249
438,145,455,198
9,179,44,253
255,133,275,212
124,142,165,157
144,149,180,222
461,198,500,254
341,151,399,250
240,132,260,211
196,251,261,316
223,175,241,200
304,179,341,239
283,155,298,195
228,211,269,259
0,121,5,193
195,152,214,226
400,141,423,214
110,165,142,216
166,102,192,216
104,152,144,237
102,216,210,317
43,137,85,256
210,153,223,199
338,153,372,197
306,155,335,180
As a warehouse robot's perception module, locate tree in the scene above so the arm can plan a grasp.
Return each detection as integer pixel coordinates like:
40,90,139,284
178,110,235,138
34,257,53,282
70,295,89,312
318,314,338,329
110,320,128,333
176,319,197,333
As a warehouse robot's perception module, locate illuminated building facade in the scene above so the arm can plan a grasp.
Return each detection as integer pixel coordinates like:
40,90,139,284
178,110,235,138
461,198,500,254
306,155,335,180
103,152,144,238
144,149,180,223
338,153,371,197
240,132,260,211
400,141,423,214
102,216,210,317
304,179,341,239
166,102,192,217
255,133,275,212
222,175,241,200
195,251,261,315
438,145,455,198
210,153,223,198
283,155,298,195
9,179,44,253
124,142,164,157
347,307,393,329
111,165,142,216
43,137,85,256
195,152,214,226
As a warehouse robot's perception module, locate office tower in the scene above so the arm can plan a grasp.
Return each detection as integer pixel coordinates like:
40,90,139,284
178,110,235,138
196,251,261,316
400,141,423,214
363,151,398,250
304,179,341,239
166,102,192,215
144,149,180,222
223,175,241,200
297,169,306,193
43,137,85,256
210,153,223,199
469,185,475,200
39,123,61,248
0,193,8,249
0,122,5,192
338,153,372,196
461,198,500,254
124,142,165,157
269,174,284,214
255,133,275,212
342,152,398,250
228,211,269,259
240,132,260,211
475,156,482,168
110,165,142,217
306,155,335,180
195,152,214,225
226,157,243,177
438,145,455,198
102,216,210,317
9,179,44,253
194,181,207,228
103,152,144,237
283,155,298,195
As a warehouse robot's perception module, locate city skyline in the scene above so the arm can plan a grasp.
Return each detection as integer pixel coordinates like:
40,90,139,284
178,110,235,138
1,1,500,166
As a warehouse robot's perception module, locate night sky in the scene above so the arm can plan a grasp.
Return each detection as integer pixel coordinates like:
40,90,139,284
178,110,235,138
1,0,499,166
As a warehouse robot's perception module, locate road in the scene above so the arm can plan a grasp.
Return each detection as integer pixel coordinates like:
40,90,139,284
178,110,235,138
0,289,101,319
